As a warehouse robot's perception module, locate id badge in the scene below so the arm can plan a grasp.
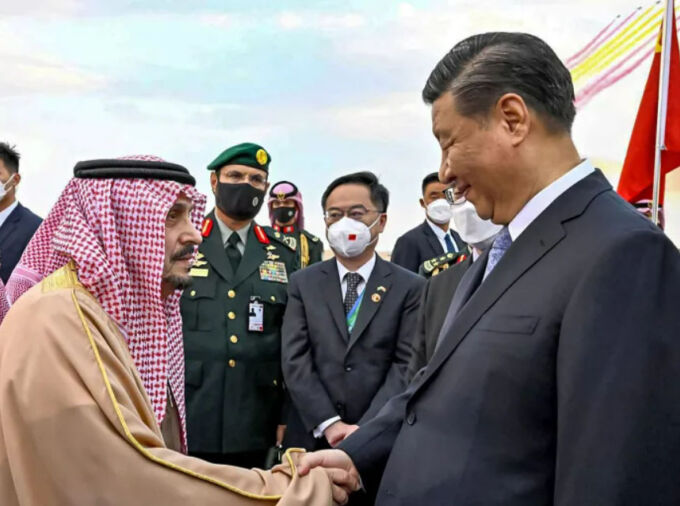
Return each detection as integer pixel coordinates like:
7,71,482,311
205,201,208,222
248,299,264,332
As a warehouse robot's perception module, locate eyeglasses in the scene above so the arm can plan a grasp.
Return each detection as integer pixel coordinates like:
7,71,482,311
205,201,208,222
444,186,466,206
324,206,382,223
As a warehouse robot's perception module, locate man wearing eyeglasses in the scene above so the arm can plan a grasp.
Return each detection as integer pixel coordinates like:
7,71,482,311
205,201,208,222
180,142,298,469
281,171,424,502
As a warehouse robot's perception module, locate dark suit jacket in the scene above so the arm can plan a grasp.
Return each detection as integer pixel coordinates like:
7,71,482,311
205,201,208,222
0,203,42,283
391,221,465,273
341,170,680,505
407,255,473,379
281,255,424,450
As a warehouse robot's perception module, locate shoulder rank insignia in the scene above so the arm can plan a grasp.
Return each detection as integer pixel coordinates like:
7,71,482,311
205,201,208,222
263,226,296,251
254,225,270,245
201,217,213,238
420,251,466,277
283,235,297,251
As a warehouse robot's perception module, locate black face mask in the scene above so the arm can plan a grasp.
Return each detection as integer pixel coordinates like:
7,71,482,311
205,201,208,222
216,182,266,221
272,206,296,224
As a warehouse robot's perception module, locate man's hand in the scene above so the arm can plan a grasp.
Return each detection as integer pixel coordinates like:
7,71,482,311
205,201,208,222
323,421,359,447
298,449,361,505
276,424,286,446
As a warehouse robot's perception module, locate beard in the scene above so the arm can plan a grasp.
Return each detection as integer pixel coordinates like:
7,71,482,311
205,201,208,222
163,244,197,291
163,273,193,290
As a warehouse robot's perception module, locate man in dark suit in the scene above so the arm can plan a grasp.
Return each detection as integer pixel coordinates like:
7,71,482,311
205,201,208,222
282,172,424,457
299,32,680,505
390,172,465,273
409,200,502,377
0,143,41,283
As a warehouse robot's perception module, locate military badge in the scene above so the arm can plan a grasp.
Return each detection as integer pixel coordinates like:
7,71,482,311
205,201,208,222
256,148,268,166
259,261,288,283
282,235,297,251
371,293,381,303
190,267,209,278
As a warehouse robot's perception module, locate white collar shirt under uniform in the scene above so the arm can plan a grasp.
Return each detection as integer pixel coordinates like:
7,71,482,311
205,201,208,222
508,159,595,241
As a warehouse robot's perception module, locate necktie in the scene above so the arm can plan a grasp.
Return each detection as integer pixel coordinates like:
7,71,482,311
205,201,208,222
444,234,456,253
343,272,363,315
226,232,242,273
483,227,512,280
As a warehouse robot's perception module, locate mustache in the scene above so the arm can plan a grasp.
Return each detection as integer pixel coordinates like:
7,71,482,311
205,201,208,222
171,244,196,261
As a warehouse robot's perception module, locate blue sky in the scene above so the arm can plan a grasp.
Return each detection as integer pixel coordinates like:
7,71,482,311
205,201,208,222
2,0,678,248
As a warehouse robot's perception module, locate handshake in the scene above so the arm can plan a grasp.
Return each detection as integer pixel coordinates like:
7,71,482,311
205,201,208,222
298,449,362,505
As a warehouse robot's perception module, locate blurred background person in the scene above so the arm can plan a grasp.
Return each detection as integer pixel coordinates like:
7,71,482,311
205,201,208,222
391,172,465,273
0,142,42,284
268,180,324,268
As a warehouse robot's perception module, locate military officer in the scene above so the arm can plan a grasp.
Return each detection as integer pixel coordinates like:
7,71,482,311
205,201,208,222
181,142,297,469
267,180,324,268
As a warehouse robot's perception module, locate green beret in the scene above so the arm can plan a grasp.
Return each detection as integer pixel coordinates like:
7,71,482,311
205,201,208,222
207,142,271,173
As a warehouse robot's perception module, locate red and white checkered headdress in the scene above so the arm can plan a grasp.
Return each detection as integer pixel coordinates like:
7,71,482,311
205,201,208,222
4,155,205,451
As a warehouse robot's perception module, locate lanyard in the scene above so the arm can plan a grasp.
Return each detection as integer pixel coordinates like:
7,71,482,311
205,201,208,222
346,290,365,333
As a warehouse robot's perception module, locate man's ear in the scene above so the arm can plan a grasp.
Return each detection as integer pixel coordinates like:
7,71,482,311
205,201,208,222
419,198,426,210
210,171,217,194
495,93,530,147
377,213,388,233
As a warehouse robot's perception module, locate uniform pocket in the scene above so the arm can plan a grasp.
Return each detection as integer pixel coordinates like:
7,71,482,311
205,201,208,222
181,276,218,331
185,360,204,388
251,283,288,333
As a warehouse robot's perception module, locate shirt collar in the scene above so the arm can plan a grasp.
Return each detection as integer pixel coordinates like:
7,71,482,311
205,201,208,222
508,159,595,241
0,201,19,229
336,253,377,284
215,214,251,246
425,218,449,239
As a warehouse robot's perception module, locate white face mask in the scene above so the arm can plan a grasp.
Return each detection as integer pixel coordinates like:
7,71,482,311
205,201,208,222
426,198,453,225
327,216,380,258
451,201,503,249
0,174,16,200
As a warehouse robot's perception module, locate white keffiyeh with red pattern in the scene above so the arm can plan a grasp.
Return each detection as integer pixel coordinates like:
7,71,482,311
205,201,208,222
3,155,205,451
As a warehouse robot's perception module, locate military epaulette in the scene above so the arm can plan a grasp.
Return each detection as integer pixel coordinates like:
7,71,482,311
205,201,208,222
201,217,214,238
421,251,468,277
254,225,271,245
262,226,296,251
302,229,321,243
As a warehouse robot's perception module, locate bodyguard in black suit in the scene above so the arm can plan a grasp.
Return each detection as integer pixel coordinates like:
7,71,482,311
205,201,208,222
390,173,465,273
0,143,41,283
282,172,424,455
299,33,680,505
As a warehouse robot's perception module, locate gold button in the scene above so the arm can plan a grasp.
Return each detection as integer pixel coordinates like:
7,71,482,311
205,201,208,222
270,295,276,302
228,312,236,320
190,290,196,297
228,290,236,298
230,335,238,344
228,359,236,368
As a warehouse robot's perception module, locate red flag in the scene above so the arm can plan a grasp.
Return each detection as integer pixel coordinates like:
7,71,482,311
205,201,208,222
617,3,680,205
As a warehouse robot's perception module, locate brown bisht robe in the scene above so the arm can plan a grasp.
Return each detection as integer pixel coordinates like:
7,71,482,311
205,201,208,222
0,263,332,505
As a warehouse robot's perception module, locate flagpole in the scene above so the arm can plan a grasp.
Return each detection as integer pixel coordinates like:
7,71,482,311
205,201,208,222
652,0,674,224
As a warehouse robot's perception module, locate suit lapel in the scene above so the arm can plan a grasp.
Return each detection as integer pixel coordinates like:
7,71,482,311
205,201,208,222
200,210,234,282
320,260,350,342
232,223,266,287
418,170,612,391
0,204,22,247
347,256,392,350
421,221,444,256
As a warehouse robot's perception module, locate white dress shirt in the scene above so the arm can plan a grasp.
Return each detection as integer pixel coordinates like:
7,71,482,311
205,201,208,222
426,218,460,253
0,201,18,230
312,253,378,438
508,159,595,241
215,216,250,254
